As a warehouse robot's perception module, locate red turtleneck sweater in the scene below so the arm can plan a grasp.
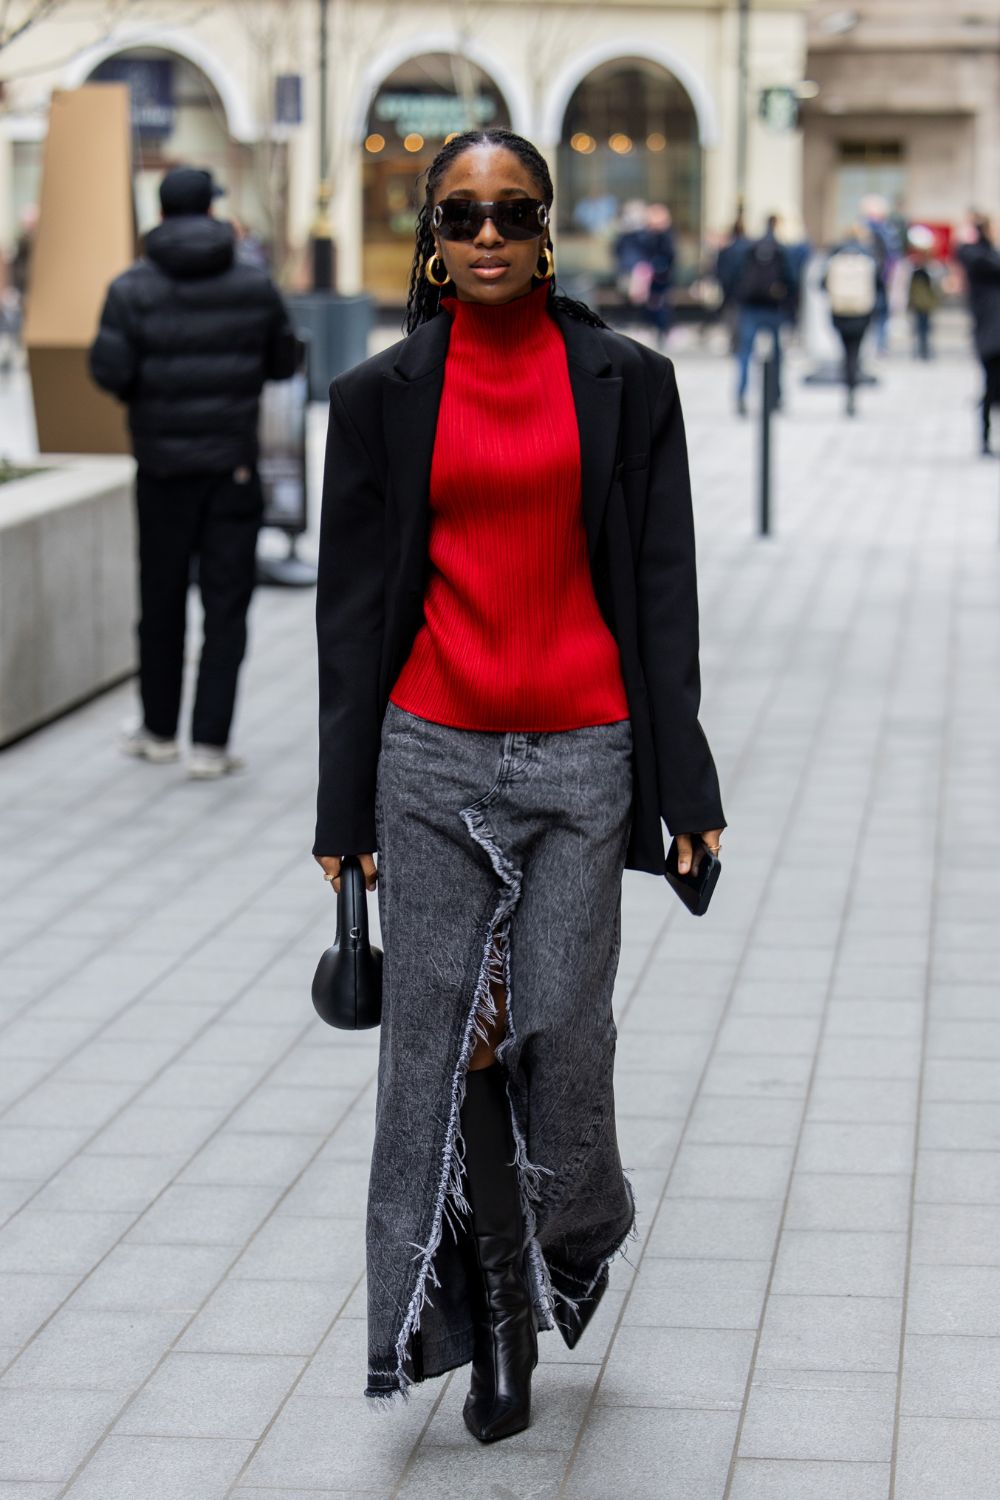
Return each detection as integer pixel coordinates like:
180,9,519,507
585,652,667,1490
389,282,629,732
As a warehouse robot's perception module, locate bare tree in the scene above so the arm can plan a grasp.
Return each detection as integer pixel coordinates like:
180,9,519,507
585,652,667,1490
227,0,301,273
326,0,399,187
0,0,209,81
227,0,403,282
0,0,66,57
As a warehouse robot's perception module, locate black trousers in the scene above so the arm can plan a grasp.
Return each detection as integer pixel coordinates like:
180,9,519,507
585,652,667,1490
982,355,1000,448
838,330,865,393
135,468,263,747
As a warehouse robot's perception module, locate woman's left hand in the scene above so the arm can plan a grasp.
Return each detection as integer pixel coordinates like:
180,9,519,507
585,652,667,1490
677,829,723,874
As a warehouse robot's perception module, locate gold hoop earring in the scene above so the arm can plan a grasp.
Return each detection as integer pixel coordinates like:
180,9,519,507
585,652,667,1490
535,246,555,281
424,254,450,288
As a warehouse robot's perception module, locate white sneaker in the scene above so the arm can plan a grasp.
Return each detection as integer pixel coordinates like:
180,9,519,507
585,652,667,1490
120,724,180,764
187,744,246,780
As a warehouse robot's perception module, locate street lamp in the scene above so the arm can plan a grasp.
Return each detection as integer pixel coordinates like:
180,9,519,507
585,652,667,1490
311,0,334,291
735,0,750,217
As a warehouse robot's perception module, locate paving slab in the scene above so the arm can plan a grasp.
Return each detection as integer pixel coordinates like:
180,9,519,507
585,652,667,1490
0,342,997,1497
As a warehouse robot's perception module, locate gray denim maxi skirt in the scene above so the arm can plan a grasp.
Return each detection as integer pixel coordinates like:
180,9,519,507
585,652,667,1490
367,702,636,1399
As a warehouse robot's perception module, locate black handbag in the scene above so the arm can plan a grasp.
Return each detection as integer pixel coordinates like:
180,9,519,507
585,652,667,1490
311,856,383,1029
664,836,721,918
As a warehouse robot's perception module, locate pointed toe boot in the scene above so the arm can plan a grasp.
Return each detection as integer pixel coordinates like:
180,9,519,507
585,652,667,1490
462,1234,537,1443
459,1065,537,1444
549,1260,609,1349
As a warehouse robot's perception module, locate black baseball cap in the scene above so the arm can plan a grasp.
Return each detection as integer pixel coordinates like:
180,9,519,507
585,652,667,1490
159,166,226,217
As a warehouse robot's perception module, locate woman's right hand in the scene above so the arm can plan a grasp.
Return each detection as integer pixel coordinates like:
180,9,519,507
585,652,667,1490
314,854,378,893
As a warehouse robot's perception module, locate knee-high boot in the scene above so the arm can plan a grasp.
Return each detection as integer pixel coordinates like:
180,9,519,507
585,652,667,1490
459,1063,537,1443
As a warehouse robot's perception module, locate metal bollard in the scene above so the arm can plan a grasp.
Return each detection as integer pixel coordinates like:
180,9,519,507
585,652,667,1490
759,352,778,536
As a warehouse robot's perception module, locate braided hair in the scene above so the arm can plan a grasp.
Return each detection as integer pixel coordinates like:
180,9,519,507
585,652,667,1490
403,127,607,335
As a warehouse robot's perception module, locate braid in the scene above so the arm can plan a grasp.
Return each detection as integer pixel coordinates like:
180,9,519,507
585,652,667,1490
402,127,607,335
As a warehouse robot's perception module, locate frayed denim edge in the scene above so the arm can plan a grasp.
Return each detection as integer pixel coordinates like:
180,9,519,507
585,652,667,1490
550,1174,639,1325
365,785,524,1404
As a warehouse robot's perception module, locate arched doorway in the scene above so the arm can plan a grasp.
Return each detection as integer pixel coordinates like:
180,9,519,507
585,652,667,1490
87,49,286,268
557,57,702,299
361,52,512,300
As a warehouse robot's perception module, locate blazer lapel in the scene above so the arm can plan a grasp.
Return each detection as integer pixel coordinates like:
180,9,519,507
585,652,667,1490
381,314,451,584
557,311,623,561
381,306,622,573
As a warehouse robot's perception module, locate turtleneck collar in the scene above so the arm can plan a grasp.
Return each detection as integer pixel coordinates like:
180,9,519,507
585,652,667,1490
441,280,553,344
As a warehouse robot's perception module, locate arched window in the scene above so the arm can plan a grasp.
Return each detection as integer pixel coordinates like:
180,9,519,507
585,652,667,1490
362,52,512,301
88,48,284,266
557,58,702,293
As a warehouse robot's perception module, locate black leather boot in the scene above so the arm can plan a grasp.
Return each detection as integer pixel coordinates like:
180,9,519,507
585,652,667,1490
459,1064,537,1444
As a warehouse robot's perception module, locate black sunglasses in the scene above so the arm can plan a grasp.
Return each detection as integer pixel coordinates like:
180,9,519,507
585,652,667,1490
432,199,550,243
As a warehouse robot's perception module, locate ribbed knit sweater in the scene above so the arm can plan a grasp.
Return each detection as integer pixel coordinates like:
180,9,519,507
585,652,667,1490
389,281,629,732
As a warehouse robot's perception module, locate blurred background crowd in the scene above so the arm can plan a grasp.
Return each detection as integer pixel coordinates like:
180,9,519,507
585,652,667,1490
1,0,999,524
1,0,998,342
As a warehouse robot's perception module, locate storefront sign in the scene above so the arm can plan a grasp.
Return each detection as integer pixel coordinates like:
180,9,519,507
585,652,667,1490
94,57,174,136
758,87,799,133
374,91,497,140
275,74,303,126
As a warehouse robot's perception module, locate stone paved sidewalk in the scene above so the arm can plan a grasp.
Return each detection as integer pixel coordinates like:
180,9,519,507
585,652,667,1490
1,337,998,1500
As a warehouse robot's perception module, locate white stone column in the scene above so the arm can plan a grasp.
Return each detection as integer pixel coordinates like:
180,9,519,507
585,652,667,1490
972,53,1000,224
0,133,13,251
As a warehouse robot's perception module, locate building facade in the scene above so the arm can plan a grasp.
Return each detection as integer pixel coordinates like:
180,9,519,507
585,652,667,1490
802,0,1000,245
1,0,812,300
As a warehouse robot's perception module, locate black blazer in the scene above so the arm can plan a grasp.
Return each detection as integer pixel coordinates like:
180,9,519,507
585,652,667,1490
313,304,725,876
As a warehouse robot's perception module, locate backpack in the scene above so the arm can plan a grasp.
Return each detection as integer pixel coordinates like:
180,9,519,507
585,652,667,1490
738,239,791,308
908,265,939,314
827,250,877,317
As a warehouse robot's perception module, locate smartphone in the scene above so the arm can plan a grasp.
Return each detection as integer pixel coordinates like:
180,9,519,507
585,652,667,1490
663,837,722,917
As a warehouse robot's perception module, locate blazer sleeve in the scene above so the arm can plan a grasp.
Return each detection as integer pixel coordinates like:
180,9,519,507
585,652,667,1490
637,361,726,836
313,381,385,857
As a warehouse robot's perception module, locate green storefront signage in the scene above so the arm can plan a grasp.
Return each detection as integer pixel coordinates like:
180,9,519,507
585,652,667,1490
758,87,799,133
374,91,498,140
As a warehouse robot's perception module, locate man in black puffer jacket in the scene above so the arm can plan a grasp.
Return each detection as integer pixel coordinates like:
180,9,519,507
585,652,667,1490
90,166,298,777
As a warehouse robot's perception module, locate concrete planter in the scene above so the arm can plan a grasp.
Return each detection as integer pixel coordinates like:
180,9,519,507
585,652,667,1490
0,455,136,746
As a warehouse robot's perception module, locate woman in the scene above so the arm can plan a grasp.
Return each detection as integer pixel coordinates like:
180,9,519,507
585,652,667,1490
312,128,725,1441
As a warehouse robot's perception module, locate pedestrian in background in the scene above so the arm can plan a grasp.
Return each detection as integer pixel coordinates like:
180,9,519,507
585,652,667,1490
613,199,648,298
89,166,298,776
778,211,812,339
0,204,36,375
10,205,36,313
233,217,270,271
906,230,941,361
0,275,17,377
956,214,1000,457
617,201,676,344
824,224,880,418
313,126,724,1437
714,215,750,354
733,213,795,415
888,196,910,265
633,202,676,349
861,194,901,355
